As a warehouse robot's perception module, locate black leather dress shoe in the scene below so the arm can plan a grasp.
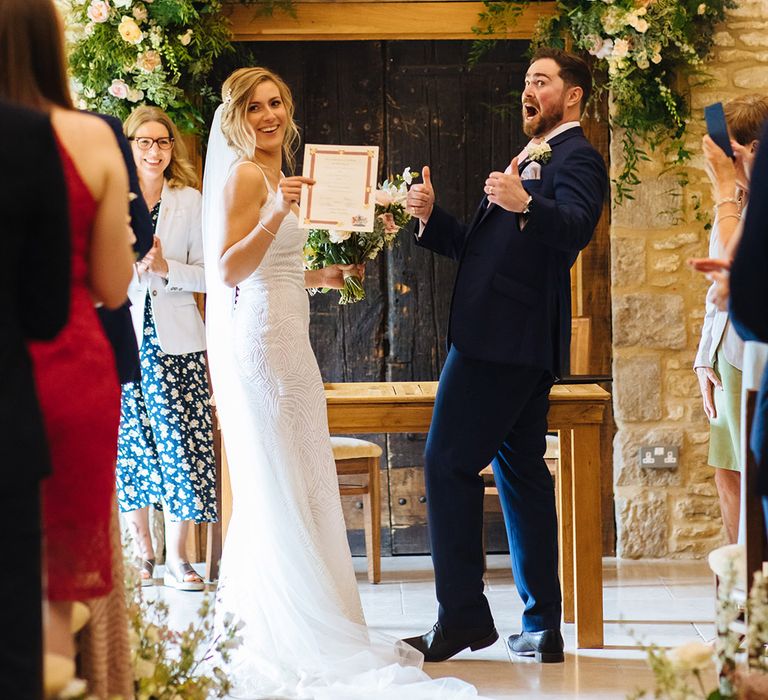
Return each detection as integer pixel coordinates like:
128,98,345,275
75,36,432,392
402,622,499,662
507,629,565,663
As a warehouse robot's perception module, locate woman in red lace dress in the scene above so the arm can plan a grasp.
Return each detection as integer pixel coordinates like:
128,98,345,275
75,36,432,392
0,0,135,675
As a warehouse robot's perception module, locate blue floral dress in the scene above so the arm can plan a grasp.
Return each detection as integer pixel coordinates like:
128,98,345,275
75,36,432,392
116,201,217,522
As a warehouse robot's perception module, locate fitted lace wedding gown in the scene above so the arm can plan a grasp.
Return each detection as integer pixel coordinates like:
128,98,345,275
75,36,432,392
202,106,480,699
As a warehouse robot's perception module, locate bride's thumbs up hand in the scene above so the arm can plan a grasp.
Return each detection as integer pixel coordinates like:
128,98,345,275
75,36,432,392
275,175,315,216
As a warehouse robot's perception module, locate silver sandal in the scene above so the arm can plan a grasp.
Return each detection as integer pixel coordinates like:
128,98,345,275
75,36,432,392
140,558,156,587
163,561,205,591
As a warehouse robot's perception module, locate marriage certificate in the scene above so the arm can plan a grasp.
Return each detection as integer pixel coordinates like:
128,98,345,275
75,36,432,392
299,144,379,233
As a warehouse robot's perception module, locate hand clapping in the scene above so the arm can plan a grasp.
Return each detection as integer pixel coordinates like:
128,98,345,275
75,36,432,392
137,235,169,279
484,158,531,213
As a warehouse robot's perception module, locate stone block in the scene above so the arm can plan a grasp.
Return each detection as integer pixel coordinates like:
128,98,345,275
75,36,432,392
612,174,684,230
616,495,668,558
652,254,681,272
714,31,736,46
666,403,685,420
613,293,686,348
611,237,646,287
727,1,768,19
674,495,721,520
667,371,700,398
614,425,683,486
734,66,768,88
740,31,768,47
652,232,699,250
614,357,663,423
716,49,768,62
672,523,725,539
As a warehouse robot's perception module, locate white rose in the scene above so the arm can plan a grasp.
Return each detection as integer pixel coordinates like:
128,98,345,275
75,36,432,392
635,52,650,69
108,78,129,99
178,28,193,46
595,39,614,59
134,656,155,679
86,0,110,23
328,230,352,244
651,52,662,64
633,18,649,33
698,3,707,14
667,641,713,672
136,49,161,72
132,3,148,21
118,15,143,44
612,38,630,58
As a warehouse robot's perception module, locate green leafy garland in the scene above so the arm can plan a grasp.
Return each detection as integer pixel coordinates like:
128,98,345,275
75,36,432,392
63,0,293,133
472,0,737,203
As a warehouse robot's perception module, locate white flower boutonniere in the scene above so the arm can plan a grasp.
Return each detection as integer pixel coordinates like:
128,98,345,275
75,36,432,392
527,142,552,164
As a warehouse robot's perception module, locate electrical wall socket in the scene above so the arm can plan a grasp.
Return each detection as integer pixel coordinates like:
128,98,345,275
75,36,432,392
639,445,679,469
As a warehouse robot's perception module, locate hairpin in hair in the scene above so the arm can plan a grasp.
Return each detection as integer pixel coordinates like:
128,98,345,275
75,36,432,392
224,89,233,105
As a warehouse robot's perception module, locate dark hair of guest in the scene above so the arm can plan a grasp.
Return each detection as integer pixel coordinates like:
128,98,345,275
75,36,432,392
530,47,592,113
0,0,73,111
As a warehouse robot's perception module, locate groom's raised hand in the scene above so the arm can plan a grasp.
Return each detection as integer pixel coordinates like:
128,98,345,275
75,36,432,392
485,158,531,213
407,165,434,225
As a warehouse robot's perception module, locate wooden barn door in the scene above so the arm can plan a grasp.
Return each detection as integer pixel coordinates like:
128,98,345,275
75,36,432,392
215,39,609,554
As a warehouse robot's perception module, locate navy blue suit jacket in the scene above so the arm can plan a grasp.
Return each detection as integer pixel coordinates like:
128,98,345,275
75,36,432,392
416,126,607,378
730,122,768,491
94,113,153,385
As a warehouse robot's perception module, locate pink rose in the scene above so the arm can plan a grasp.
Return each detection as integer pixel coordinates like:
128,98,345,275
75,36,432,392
108,79,129,100
87,0,110,23
136,50,161,73
377,212,398,234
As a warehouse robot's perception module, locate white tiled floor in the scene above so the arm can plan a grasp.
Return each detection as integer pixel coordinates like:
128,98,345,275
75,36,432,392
149,555,717,699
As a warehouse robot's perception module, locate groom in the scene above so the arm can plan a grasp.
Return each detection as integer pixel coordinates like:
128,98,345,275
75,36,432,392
403,48,607,663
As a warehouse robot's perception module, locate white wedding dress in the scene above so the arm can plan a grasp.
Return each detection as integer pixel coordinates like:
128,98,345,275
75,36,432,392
202,106,481,699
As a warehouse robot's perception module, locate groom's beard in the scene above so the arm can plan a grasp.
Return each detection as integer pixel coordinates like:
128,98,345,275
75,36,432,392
522,99,565,138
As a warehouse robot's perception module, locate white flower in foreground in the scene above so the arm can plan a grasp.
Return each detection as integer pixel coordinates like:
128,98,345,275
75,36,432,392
527,141,552,164
87,0,110,23
329,230,352,244
179,28,193,46
375,189,393,206
402,166,414,185
118,15,143,44
708,543,746,583
612,38,630,58
108,78,129,99
135,656,156,679
59,679,88,699
667,641,713,672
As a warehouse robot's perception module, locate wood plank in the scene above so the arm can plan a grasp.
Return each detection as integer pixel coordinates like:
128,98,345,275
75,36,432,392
228,2,556,41
571,423,604,648
558,429,575,624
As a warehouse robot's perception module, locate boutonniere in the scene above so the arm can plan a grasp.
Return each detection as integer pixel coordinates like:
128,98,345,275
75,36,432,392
527,142,552,164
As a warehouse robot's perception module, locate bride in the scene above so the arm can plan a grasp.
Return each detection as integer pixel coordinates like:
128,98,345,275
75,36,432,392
202,67,481,699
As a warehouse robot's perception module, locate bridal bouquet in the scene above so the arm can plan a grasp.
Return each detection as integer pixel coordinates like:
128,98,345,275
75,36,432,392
304,167,418,304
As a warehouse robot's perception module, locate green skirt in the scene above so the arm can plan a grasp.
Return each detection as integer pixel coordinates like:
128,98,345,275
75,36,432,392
708,346,743,471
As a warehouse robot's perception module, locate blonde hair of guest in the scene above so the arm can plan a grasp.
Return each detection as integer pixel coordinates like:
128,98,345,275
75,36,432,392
124,106,199,189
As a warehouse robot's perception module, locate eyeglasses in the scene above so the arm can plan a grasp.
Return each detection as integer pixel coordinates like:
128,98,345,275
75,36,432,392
129,136,175,151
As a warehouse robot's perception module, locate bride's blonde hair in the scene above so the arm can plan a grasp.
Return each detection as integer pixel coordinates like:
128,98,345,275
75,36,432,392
220,67,300,173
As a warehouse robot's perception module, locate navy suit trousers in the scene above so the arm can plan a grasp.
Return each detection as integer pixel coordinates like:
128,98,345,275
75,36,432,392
424,346,561,633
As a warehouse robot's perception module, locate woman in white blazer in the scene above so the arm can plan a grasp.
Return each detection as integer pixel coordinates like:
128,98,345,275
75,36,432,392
695,94,768,543
116,107,216,591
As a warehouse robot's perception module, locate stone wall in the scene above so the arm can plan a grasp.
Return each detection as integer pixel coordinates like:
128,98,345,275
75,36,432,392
611,1,768,558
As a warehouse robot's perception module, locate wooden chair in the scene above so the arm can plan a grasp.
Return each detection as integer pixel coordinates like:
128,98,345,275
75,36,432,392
481,316,592,622
331,436,383,584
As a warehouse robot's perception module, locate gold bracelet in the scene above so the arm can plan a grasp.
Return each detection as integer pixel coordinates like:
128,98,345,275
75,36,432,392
259,222,277,238
714,197,740,208
717,213,741,223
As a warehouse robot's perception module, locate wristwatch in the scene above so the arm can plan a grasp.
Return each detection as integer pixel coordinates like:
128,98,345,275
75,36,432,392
521,194,533,216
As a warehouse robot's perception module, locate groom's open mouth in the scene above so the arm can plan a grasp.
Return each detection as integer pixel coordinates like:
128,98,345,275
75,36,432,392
523,103,540,121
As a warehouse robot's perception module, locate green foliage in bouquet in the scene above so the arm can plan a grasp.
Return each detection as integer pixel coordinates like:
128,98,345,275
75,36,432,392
304,168,418,305
471,0,737,203
124,557,243,700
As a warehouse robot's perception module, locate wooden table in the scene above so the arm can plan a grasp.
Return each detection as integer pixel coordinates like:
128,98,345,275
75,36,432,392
325,381,609,648
208,381,610,649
